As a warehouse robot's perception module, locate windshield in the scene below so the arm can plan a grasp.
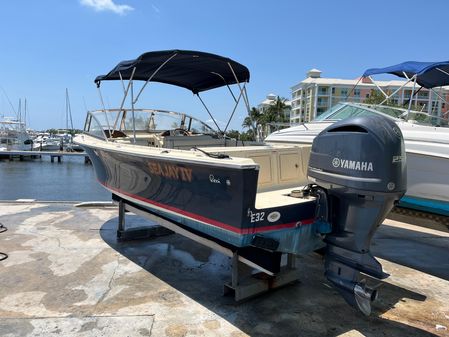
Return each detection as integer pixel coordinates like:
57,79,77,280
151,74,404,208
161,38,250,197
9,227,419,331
313,103,383,121
406,111,449,127
85,109,217,138
121,110,216,134
313,102,448,127
313,103,346,121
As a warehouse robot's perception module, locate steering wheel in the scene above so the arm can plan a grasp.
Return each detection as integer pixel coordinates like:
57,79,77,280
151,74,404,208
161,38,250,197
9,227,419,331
160,128,190,137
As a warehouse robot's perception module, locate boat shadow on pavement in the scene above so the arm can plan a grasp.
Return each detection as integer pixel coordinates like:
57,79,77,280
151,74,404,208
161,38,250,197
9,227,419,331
100,214,442,337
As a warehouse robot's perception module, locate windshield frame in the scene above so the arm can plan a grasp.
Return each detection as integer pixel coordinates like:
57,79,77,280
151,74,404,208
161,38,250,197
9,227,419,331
84,108,218,141
312,102,449,127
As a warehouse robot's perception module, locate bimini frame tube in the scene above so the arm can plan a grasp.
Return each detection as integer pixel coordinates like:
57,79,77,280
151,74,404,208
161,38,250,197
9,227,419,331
407,75,417,115
434,68,449,117
112,68,136,131
96,86,112,142
228,62,251,114
363,65,449,119
133,52,179,105
110,53,178,137
209,68,251,135
224,83,245,133
196,93,223,135
221,62,252,134
367,76,388,98
367,73,420,119
378,74,414,106
131,80,136,143
430,87,449,117
119,71,126,94
210,71,238,103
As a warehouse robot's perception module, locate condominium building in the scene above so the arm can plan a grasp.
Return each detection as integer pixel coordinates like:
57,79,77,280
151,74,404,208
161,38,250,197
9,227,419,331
290,69,449,124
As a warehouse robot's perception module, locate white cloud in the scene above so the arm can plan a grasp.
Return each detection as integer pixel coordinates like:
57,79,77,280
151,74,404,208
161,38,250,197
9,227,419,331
80,0,134,15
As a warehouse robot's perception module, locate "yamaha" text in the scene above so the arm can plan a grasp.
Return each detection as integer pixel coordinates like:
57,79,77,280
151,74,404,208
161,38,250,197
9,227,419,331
332,158,374,172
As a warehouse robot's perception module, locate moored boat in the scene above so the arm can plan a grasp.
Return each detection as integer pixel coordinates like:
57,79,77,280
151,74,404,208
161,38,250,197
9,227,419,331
32,133,61,151
266,61,449,216
0,117,33,154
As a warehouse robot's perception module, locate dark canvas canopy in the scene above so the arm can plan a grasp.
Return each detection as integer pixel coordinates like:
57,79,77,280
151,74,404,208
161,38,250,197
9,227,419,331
363,61,449,89
95,50,250,94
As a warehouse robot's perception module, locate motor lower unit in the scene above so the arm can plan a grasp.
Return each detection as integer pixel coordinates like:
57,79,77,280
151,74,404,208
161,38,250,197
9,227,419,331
308,114,407,315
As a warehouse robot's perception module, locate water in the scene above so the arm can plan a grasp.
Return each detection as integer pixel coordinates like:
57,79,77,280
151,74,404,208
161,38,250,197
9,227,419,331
0,156,110,201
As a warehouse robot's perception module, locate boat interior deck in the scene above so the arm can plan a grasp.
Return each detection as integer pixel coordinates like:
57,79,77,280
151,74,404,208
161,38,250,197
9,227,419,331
255,186,314,209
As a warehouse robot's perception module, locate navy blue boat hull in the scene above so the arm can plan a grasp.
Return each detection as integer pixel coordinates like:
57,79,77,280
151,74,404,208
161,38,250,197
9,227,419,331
84,146,330,254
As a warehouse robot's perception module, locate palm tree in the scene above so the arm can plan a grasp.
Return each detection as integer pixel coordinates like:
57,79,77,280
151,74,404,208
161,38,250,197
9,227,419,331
242,98,290,140
242,107,261,135
264,96,289,123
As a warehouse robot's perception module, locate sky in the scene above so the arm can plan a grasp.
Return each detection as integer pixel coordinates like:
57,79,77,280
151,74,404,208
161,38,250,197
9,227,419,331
1,0,449,131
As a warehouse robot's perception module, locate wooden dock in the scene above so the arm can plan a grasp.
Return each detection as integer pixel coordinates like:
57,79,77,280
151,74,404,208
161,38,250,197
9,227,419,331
0,150,90,163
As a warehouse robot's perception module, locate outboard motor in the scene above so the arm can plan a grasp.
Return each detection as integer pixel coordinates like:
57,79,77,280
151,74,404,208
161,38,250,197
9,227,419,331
308,114,407,315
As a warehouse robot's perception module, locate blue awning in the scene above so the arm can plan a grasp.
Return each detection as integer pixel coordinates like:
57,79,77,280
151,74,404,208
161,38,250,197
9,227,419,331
363,61,449,88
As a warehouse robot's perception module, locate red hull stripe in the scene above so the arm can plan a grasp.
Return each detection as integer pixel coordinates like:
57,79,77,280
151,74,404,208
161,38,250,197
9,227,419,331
102,182,315,235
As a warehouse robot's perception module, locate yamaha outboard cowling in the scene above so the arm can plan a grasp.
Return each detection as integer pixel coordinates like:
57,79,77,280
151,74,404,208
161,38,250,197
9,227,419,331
308,114,406,315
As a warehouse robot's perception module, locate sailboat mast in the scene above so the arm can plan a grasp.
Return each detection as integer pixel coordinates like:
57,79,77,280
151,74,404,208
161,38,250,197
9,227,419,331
18,99,21,123
66,88,74,131
24,98,27,129
65,88,68,131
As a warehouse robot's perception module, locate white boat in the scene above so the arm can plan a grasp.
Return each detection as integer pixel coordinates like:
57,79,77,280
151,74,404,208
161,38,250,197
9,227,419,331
74,50,409,314
266,61,449,216
32,133,61,151
0,117,32,152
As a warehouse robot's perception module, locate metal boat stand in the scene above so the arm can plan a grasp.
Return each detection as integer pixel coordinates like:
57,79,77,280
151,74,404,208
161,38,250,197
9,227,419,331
117,199,174,240
224,252,299,301
113,195,301,301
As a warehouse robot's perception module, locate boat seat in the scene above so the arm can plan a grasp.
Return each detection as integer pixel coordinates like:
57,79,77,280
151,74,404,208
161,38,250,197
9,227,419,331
104,129,128,138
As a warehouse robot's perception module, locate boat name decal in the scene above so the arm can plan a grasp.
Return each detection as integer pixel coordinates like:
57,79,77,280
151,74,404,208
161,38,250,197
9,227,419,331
147,162,193,182
209,174,221,184
332,158,373,172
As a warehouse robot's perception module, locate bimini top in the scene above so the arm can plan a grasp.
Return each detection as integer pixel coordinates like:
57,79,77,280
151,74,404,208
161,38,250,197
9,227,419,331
94,49,250,94
363,61,449,89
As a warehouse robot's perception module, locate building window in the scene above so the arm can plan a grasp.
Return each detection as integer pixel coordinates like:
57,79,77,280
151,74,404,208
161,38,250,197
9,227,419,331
340,89,348,97
318,87,328,95
354,89,360,96
331,87,335,94
317,108,327,115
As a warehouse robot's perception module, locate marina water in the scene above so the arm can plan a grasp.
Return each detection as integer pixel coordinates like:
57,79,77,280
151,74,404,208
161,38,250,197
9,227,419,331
0,156,110,201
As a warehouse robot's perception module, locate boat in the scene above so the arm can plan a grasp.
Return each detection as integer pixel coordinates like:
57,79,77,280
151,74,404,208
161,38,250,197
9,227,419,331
0,116,33,153
266,61,449,217
75,50,408,315
32,133,62,151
